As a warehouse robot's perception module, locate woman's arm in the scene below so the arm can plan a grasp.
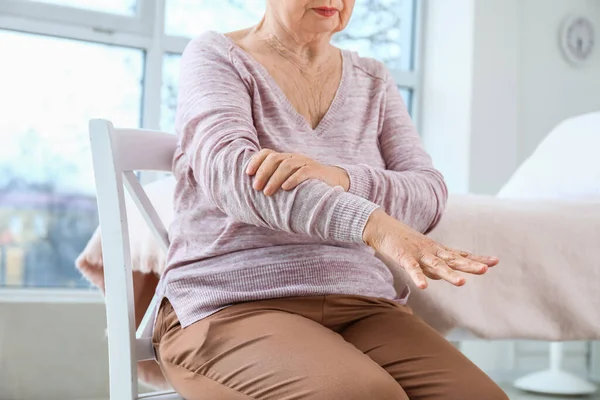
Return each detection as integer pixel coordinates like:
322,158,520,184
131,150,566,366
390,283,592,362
176,36,378,243
338,70,448,234
245,67,447,234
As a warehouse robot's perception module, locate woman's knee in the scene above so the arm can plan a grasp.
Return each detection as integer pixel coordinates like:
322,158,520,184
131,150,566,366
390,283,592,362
436,375,508,400
327,369,408,400
468,380,509,400
407,379,508,400
456,362,509,400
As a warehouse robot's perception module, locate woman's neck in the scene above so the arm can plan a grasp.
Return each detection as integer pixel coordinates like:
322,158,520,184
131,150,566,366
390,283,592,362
253,13,334,69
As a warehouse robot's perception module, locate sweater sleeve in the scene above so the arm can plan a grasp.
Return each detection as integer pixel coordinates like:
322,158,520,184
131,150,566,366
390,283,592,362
175,36,379,243
337,68,448,233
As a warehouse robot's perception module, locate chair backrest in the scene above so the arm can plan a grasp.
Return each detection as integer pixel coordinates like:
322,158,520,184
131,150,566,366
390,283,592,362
89,119,177,399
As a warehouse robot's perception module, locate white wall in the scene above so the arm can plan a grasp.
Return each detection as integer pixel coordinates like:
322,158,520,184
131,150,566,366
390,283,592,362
519,0,600,162
422,0,600,195
468,0,521,195
0,301,110,400
420,0,475,194
0,297,158,400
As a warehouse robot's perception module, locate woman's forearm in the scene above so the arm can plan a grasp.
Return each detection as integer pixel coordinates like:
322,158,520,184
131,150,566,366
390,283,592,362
188,123,378,242
339,164,447,233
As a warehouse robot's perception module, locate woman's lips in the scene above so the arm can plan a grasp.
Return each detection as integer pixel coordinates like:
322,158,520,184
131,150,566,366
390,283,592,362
313,7,338,17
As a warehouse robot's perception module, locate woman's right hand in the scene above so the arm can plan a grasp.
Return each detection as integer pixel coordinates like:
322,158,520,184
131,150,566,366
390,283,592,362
363,209,499,289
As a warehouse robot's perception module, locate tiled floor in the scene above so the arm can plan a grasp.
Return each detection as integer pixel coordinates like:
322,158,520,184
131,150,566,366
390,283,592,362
501,384,600,400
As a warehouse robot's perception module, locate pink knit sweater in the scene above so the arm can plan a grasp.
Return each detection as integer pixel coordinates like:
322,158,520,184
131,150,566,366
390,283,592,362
157,31,448,328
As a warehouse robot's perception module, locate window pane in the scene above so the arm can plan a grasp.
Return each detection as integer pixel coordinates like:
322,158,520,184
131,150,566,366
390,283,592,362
399,87,414,116
333,0,416,70
161,53,182,133
165,0,265,38
26,0,137,15
0,30,144,288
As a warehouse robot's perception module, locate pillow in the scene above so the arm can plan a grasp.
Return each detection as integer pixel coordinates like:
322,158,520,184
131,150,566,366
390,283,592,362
76,176,176,289
498,111,600,199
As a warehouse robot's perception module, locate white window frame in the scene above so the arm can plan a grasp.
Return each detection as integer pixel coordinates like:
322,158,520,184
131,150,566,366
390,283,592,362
0,0,424,300
387,0,424,128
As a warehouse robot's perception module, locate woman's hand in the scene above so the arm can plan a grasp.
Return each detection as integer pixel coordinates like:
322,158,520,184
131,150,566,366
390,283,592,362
364,209,499,289
246,149,350,196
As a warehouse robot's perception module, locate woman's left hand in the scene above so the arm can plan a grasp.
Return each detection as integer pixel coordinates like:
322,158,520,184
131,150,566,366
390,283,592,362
246,149,350,196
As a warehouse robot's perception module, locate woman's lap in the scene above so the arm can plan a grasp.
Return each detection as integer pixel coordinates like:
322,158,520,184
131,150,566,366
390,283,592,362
153,295,507,400
334,297,506,399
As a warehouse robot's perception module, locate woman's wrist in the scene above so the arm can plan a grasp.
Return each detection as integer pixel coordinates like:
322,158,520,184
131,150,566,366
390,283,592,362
330,166,350,191
362,208,390,247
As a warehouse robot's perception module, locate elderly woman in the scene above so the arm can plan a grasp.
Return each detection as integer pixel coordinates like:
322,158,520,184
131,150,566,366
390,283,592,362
153,1,506,399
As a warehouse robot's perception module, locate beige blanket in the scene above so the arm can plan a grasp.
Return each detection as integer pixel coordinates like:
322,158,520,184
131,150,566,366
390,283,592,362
76,177,600,388
404,194,600,341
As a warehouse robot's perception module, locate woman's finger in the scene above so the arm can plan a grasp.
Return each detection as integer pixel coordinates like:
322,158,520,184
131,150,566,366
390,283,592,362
246,149,275,176
281,166,310,191
399,255,428,289
437,250,488,275
263,158,303,196
420,253,465,286
469,254,499,267
253,152,287,191
445,247,499,267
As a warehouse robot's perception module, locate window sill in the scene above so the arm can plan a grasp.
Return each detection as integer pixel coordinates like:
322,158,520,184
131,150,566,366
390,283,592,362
0,288,104,304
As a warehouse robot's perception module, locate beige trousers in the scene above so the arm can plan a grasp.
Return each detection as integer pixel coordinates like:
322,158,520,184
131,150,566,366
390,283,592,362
153,295,507,400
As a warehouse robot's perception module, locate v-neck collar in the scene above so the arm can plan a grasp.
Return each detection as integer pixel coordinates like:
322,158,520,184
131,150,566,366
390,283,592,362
219,32,351,137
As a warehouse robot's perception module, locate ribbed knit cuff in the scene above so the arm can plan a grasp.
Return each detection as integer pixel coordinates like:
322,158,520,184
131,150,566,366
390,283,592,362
336,164,373,200
328,192,380,244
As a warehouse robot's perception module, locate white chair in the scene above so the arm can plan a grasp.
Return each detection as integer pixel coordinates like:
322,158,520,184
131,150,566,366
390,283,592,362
89,119,182,400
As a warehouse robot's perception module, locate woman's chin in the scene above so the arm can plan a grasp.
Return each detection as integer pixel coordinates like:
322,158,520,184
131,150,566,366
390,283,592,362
305,22,342,36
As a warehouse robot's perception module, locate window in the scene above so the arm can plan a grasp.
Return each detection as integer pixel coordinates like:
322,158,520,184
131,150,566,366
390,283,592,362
0,0,422,290
26,0,137,15
399,88,414,114
334,0,417,71
164,0,266,39
0,29,143,288
161,53,182,133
